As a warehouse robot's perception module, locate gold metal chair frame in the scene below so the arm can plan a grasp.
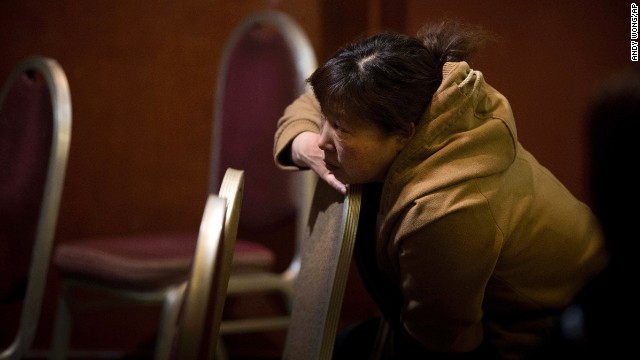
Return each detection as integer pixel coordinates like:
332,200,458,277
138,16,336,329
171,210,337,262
0,56,72,360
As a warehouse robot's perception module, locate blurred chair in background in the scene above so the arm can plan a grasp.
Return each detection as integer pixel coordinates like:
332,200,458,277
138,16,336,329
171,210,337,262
210,10,317,359
0,56,72,360
50,9,317,360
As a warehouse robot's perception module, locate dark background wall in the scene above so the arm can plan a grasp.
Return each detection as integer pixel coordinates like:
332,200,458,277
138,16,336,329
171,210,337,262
0,0,633,358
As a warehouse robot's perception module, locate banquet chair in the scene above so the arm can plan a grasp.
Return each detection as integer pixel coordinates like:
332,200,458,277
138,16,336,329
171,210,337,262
282,181,362,360
173,168,244,360
171,194,228,360
0,56,72,360
210,10,317,357
50,168,244,360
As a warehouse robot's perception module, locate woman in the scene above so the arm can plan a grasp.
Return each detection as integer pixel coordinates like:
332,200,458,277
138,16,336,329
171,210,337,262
273,20,608,359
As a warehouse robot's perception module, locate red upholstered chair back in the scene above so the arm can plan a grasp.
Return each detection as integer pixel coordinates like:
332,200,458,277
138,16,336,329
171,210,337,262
0,56,71,359
210,15,302,232
0,65,54,300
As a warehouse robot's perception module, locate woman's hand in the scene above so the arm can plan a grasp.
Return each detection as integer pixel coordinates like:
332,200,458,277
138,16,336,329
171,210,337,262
291,131,347,195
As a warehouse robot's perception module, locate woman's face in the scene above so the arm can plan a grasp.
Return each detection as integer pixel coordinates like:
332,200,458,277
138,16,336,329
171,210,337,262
318,113,411,185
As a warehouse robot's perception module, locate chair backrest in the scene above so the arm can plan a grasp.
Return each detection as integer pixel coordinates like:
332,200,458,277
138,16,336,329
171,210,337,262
173,168,245,360
209,10,317,274
283,181,362,360
0,56,71,359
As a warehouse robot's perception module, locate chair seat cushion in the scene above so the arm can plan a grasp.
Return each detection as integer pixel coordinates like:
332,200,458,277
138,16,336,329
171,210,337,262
54,233,275,290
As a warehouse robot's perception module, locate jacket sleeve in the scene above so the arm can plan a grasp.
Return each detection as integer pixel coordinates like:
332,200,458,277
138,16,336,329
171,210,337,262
392,189,502,353
273,89,322,170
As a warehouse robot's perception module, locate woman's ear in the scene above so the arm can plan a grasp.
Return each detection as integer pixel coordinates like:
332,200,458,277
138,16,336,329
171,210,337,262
394,123,415,151
399,123,416,143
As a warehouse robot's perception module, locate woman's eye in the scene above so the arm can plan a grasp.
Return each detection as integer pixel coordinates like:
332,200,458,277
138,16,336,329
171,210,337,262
323,115,348,134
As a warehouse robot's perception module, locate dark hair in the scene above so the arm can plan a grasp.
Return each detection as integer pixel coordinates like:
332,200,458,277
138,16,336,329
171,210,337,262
308,20,491,134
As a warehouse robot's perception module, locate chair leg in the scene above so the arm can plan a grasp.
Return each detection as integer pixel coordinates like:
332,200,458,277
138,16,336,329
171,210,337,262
50,284,72,360
154,283,187,360
215,339,229,360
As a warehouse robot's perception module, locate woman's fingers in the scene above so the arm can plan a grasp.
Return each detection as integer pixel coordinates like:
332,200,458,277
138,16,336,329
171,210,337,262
292,132,347,195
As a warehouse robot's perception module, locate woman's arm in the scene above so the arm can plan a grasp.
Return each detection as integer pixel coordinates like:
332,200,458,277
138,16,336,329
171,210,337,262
274,90,347,194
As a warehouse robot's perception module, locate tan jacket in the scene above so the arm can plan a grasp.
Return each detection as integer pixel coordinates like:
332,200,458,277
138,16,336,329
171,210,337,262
274,61,608,359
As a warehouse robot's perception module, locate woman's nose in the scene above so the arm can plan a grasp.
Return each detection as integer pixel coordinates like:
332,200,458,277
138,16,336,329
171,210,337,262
318,124,333,151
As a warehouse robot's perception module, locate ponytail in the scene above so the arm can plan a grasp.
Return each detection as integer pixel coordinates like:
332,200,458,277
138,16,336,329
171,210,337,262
417,20,493,70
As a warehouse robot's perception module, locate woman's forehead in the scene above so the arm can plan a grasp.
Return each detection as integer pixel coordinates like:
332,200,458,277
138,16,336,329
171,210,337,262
323,111,367,126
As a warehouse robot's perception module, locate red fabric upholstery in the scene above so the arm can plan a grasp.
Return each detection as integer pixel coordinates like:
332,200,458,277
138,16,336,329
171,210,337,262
55,235,274,290
0,70,53,300
217,23,298,230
